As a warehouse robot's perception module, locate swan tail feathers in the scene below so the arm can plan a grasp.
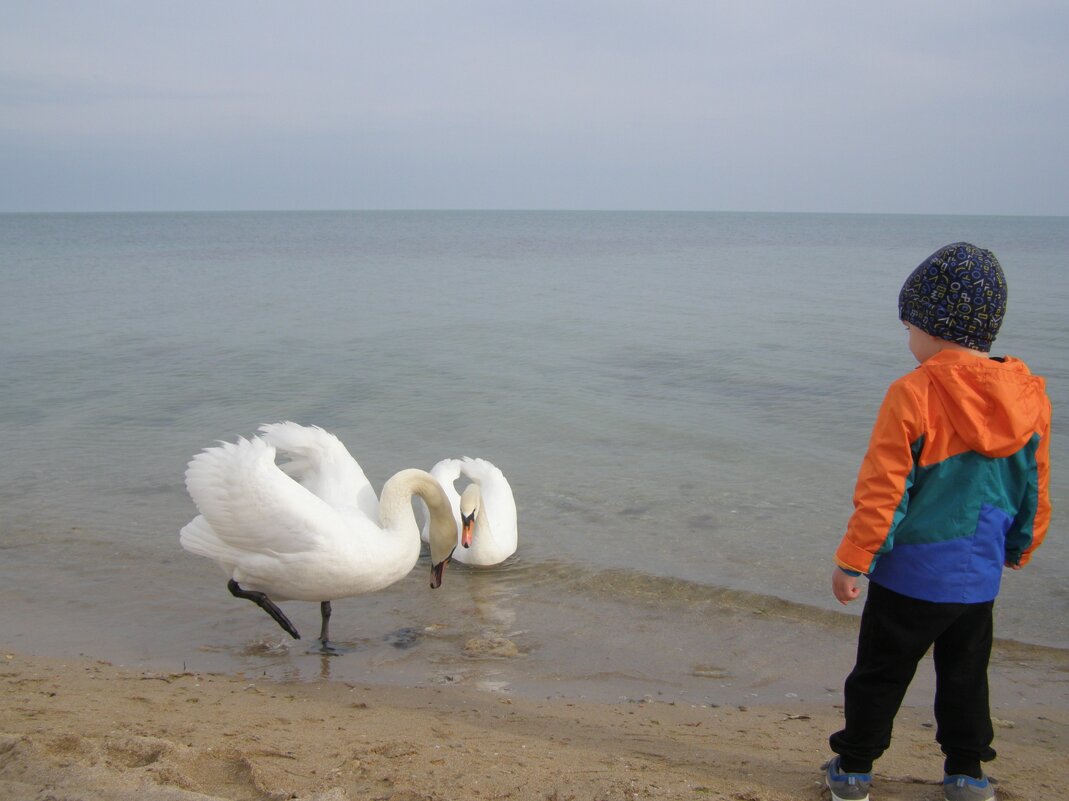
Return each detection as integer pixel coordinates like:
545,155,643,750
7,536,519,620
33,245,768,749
179,514,239,565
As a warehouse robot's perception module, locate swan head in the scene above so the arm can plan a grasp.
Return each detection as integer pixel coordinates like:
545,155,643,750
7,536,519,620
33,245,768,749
423,479,461,589
459,483,481,549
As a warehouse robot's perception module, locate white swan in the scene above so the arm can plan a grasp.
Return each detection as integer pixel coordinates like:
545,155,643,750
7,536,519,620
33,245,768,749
424,457,518,566
179,427,459,646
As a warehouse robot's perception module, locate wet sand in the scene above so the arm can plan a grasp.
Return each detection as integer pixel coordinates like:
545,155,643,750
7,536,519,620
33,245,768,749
1,648,1066,801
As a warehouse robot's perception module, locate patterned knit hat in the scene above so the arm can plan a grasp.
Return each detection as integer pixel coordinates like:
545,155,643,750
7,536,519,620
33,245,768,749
898,242,1007,353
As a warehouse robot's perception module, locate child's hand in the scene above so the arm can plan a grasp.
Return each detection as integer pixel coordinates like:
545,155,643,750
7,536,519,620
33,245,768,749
832,568,861,605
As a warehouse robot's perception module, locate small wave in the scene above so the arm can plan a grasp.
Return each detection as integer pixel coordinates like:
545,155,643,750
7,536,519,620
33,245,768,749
503,556,850,622
502,556,1069,658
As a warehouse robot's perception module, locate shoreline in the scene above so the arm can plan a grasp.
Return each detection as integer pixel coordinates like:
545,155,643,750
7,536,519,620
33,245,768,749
2,649,1066,801
4,550,1067,711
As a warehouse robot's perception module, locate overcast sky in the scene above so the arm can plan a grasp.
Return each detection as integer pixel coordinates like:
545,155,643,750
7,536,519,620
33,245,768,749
3,2,1067,215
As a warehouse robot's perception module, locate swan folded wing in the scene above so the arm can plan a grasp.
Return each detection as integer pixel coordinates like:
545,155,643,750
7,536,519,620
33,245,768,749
259,421,379,520
460,457,516,518
184,436,347,556
458,456,506,482
429,457,464,487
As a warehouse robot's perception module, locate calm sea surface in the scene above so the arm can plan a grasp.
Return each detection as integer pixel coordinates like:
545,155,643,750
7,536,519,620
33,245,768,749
1,211,1066,704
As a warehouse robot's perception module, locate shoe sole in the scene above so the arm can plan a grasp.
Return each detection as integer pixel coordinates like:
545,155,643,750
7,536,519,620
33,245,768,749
943,776,995,801
826,779,869,801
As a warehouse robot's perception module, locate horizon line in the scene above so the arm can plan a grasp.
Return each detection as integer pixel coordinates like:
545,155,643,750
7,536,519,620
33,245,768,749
2,207,1066,219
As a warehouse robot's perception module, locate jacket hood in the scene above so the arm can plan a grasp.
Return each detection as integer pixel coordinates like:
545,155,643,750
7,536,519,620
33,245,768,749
922,351,1048,458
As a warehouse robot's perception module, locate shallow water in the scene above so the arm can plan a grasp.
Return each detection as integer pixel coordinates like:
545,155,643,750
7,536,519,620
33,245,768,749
1,211,1066,702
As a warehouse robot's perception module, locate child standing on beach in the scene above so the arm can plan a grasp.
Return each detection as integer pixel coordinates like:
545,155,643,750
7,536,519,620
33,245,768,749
823,243,1052,801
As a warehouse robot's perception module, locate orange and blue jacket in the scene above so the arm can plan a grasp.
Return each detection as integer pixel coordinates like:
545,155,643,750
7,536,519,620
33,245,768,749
836,349,1052,604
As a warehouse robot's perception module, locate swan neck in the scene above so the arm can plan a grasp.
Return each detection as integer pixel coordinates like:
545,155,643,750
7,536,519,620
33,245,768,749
380,470,453,541
382,469,457,566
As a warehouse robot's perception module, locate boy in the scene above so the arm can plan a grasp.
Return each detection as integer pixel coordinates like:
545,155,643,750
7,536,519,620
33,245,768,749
823,242,1052,801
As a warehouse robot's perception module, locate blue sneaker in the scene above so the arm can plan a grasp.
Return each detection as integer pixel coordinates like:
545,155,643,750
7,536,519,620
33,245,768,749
823,756,871,801
943,774,995,801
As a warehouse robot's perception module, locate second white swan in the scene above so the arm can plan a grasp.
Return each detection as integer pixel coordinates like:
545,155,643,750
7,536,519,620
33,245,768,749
424,456,518,566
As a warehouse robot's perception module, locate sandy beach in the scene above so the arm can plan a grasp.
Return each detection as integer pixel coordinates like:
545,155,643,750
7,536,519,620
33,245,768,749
1,649,1065,801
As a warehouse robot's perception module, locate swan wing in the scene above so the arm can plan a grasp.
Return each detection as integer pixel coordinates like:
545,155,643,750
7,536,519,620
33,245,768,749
183,435,350,557
178,514,234,566
259,421,379,520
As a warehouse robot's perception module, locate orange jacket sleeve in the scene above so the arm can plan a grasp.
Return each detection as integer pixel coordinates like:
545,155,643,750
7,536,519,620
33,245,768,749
835,378,925,574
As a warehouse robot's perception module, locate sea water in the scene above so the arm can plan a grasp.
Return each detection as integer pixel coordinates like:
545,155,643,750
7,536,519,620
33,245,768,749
1,211,1065,704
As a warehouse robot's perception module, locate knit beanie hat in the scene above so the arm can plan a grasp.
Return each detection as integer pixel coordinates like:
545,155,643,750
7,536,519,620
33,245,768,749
898,242,1007,353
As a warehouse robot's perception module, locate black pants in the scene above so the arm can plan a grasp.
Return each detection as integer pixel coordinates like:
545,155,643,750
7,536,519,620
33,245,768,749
829,582,996,778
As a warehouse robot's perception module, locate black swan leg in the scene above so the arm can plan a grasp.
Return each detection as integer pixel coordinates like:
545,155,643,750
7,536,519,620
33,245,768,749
319,600,332,644
227,579,301,640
